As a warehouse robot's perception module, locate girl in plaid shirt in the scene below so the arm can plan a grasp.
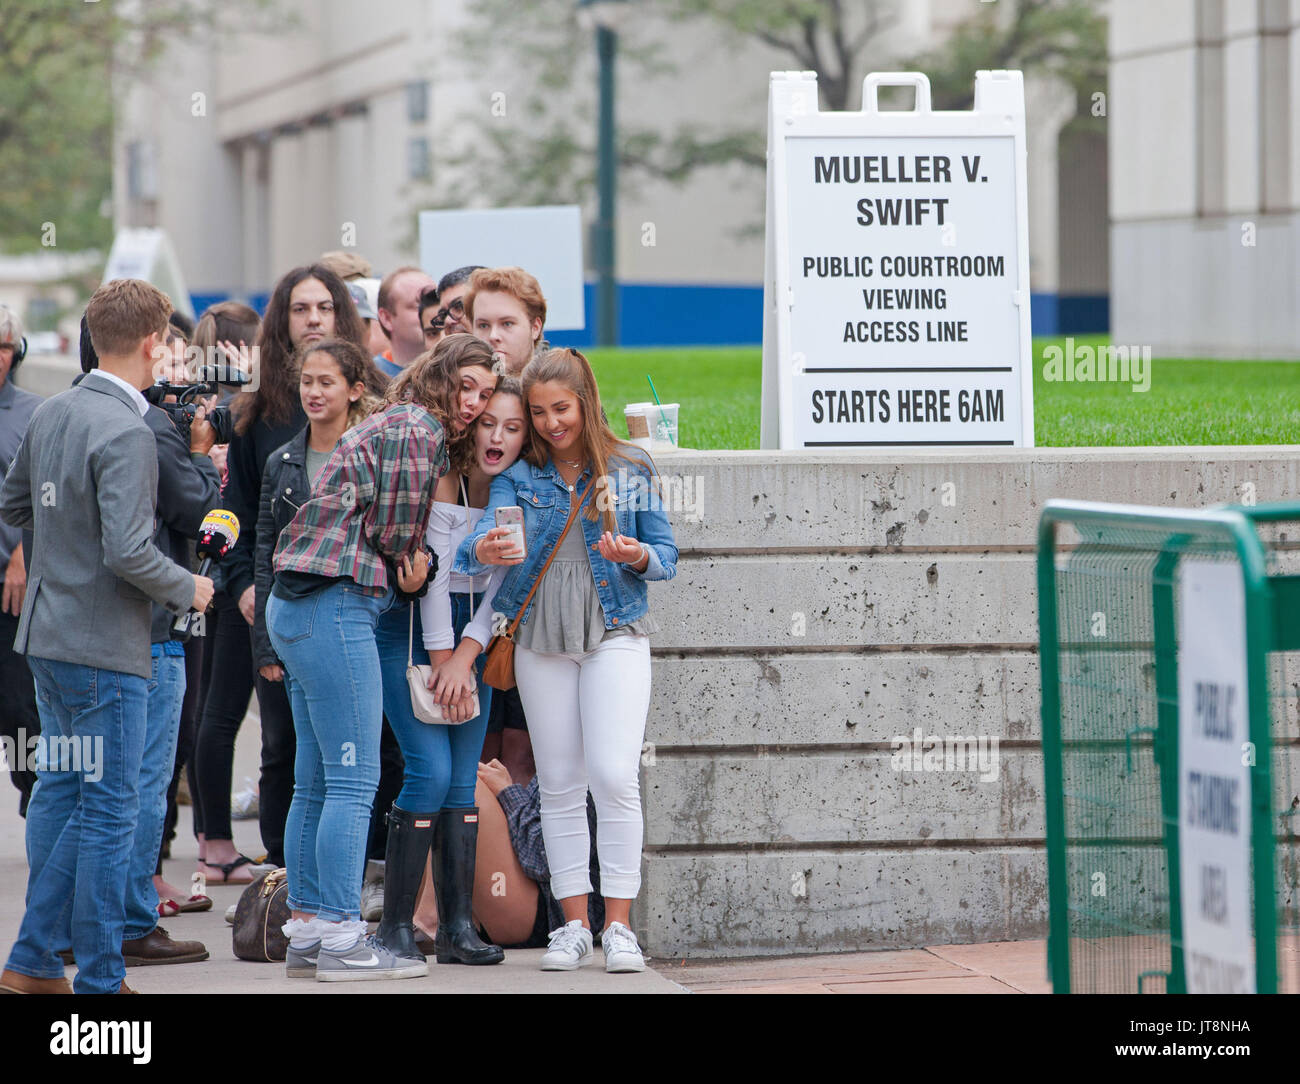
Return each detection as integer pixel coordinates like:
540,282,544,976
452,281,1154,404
266,342,477,983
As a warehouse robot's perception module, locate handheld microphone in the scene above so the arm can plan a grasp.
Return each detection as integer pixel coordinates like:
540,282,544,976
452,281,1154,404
175,509,241,638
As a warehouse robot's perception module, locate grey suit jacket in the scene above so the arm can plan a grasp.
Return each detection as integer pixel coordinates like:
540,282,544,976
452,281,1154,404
0,373,195,678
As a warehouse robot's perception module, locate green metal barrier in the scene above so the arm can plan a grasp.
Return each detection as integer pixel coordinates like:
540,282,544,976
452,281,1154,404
1038,499,1300,994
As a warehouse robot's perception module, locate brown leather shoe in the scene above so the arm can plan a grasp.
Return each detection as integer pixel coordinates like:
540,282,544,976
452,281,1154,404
0,968,73,994
117,982,138,994
121,926,209,966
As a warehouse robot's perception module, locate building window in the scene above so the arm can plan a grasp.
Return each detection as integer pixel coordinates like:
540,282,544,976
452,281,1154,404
126,140,158,202
1260,9,1291,211
406,80,430,123
408,137,431,181
1194,0,1225,217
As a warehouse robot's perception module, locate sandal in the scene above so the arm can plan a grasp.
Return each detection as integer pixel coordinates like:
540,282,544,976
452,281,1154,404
197,855,258,885
155,899,181,918
174,893,213,913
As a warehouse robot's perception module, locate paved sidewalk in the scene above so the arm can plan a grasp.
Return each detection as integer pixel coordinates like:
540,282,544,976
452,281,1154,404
654,942,1050,993
1,708,1049,994
0,712,686,994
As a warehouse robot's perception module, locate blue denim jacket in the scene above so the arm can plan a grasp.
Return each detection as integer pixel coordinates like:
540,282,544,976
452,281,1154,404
453,449,677,629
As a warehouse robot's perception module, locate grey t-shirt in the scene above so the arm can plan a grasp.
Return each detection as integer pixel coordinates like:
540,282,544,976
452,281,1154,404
305,445,332,485
513,490,658,655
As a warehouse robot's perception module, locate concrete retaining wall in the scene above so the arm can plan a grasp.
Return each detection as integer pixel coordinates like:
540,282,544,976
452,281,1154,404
638,447,1300,958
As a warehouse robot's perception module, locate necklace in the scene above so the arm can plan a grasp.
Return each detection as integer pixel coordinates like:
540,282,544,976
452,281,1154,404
558,455,585,493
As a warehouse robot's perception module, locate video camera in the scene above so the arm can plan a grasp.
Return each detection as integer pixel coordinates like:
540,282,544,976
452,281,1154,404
145,363,251,446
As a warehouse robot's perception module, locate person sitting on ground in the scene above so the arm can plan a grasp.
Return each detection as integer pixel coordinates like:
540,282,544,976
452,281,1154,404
471,759,604,949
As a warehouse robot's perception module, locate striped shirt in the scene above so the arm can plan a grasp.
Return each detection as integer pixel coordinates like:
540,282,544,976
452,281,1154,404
272,403,448,590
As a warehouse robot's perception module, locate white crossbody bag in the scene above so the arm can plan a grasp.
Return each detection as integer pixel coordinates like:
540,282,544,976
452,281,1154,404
406,477,481,725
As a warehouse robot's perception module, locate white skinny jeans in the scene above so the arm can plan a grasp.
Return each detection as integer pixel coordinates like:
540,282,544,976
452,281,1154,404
513,635,651,900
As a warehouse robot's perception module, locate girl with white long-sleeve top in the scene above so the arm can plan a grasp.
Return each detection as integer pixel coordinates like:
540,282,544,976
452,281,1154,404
374,377,528,966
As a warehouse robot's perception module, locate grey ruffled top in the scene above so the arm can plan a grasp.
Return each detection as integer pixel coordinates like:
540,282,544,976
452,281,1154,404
513,489,659,655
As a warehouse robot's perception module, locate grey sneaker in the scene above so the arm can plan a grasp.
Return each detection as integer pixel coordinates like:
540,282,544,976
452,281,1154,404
285,939,320,978
601,922,646,973
539,920,594,971
316,935,427,982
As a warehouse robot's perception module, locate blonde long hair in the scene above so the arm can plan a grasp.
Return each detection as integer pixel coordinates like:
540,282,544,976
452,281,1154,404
521,347,654,533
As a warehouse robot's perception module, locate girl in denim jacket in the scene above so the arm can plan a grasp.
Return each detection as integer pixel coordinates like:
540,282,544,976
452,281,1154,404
455,347,677,973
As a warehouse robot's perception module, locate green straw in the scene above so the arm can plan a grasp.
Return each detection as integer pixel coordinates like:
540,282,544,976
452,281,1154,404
646,375,676,446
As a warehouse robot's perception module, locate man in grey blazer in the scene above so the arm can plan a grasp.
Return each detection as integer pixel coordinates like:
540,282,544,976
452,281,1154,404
0,279,213,996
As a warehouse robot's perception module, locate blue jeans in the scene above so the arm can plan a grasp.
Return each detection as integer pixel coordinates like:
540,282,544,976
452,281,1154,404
376,593,492,812
125,649,187,939
47,648,187,952
267,581,392,922
6,657,147,995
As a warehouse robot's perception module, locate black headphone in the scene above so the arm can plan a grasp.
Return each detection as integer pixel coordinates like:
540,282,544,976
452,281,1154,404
10,336,27,367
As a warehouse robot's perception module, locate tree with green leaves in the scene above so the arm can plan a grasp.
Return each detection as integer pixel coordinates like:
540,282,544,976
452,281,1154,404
424,0,1105,212
0,0,281,256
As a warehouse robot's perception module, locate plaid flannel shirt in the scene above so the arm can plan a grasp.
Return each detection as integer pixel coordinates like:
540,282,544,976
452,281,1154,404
496,777,604,935
273,403,448,589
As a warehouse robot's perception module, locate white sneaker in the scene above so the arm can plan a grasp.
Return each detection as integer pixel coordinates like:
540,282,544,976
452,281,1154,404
601,921,646,973
360,860,385,922
539,920,594,971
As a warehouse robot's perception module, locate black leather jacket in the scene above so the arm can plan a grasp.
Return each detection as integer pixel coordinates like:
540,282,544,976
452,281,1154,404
253,426,310,668
253,425,436,669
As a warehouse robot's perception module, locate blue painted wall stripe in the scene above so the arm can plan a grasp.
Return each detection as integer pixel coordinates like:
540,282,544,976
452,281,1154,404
190,283,1109,347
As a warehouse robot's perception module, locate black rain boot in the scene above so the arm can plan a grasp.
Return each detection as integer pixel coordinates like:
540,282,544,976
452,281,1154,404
373,805,437,962
432,808,504,965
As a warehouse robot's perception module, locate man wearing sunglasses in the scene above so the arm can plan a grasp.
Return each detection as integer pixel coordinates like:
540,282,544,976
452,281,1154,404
421,265,485,346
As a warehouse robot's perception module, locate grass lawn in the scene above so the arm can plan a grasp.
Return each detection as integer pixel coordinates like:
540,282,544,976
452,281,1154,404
586,347,762,450
586,337,1300,450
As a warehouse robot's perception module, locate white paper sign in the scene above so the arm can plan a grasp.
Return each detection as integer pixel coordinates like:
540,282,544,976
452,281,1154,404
417,206,585,330
761,71,1032,449
1177,561,1254,994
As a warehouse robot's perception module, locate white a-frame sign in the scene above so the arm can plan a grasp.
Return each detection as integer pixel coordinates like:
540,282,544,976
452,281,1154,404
761,71,1033,449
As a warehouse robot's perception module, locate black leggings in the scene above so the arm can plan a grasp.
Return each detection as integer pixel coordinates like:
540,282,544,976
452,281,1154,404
192,594,255,842
0,610,40,817
191,591,298,861
158,634,207,873
366,718,406,861
255,671,294,867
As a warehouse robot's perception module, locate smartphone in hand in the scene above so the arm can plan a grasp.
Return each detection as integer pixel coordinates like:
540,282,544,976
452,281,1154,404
494,506,527,559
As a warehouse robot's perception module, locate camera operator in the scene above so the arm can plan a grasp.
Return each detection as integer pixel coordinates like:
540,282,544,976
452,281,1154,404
51,314,221,969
